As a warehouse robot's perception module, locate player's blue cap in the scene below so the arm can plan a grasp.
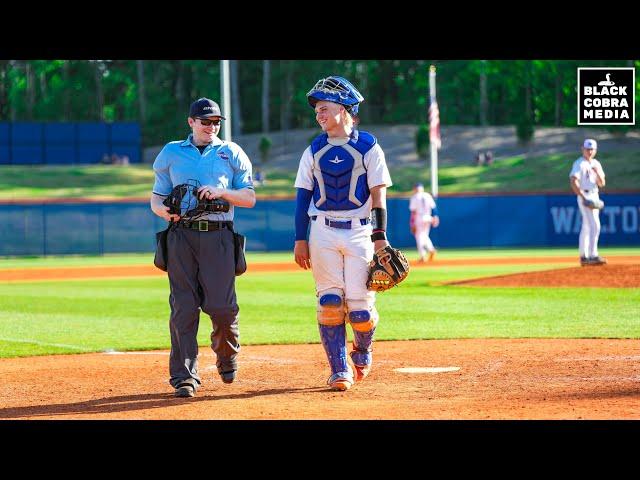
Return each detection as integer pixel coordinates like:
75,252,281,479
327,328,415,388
415,182,424,188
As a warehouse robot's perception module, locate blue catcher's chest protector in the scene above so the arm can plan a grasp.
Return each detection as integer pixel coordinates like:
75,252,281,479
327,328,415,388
310,130,377,211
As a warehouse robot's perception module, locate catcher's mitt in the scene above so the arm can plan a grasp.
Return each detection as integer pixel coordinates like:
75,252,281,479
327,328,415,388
583,198,605,210
366,246,410,292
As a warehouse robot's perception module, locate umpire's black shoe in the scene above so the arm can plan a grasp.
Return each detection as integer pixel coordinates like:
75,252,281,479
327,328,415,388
220,371,236,384
174,383,196,398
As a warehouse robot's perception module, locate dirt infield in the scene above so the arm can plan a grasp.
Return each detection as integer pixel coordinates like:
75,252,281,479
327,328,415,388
1,255,638,420
451,264,640,288
0,339,638,420
1,255,639,282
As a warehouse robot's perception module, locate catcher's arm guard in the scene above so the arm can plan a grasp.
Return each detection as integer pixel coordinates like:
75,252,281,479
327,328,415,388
366,246,410,292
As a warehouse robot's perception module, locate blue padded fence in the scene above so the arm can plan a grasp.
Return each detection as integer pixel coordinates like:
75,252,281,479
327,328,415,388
0,122,141,165
0,193,638,256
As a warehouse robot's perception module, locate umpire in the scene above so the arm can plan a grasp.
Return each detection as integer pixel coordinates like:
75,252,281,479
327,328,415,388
150,97,256,398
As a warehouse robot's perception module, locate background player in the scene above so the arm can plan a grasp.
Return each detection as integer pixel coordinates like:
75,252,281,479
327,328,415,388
409,182,439,262
569,138,607,266
293,76,393,391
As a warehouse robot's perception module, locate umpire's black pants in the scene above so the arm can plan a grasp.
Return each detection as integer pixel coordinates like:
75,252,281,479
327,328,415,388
166,226,240,389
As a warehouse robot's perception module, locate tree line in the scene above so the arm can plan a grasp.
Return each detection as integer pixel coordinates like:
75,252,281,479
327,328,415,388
0,60,636,147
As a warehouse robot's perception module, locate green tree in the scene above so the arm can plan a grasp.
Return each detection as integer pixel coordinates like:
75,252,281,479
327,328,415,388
259,135,272,164
415,123,430,158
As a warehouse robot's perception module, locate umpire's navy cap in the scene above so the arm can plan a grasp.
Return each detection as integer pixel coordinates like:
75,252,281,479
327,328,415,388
190,98,226,119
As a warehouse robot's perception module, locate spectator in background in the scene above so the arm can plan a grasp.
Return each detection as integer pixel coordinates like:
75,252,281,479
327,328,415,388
101,153,130,165
475,151,485,166
254,168,266,186
484,150,493,166
111,153,130,166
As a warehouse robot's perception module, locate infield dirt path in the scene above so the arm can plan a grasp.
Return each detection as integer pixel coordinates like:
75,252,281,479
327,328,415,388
1,255,639,282
0,339,638,420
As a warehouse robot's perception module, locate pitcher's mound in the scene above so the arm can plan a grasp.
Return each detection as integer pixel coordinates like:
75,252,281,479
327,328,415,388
449,264,640,288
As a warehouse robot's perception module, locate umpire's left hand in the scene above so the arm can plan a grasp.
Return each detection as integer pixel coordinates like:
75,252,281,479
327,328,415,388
198,185,225,200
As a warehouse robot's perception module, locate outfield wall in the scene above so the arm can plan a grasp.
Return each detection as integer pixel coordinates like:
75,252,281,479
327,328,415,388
1,193,639,255
0,122,141,164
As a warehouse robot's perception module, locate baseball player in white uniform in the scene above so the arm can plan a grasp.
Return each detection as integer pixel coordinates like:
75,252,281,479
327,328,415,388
409,182,439,262
569,138,607,266
293,76,393,392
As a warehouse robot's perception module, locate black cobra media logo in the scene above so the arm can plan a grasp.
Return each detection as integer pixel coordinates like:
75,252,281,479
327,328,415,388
578,67,635,125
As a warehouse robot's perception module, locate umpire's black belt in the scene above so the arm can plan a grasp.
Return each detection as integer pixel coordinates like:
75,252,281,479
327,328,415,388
176,220,233,232
311,216,370,230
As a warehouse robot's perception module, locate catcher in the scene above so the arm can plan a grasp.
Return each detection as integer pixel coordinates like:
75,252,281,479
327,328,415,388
569,138,607,266
293,75,409,392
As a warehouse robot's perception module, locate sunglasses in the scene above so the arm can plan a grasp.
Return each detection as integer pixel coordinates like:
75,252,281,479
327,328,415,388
198,118,221,126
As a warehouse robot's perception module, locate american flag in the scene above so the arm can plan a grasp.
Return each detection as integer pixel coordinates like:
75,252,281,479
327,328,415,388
429,100,441,150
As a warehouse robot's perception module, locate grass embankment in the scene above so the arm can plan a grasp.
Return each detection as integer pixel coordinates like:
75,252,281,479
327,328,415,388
1,149,638,200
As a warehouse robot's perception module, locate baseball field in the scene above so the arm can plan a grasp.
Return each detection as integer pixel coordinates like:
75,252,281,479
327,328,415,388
0,247,638,420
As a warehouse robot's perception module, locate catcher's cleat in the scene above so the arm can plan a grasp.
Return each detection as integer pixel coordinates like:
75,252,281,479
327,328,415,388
428,250,436,262
353,364,371,382
220,370,236,384
330,379,352,391
327,370,354,391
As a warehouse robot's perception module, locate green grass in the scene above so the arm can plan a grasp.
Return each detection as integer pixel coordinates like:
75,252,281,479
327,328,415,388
1,249,638,358
1,148,638,200
389,149,640,193
0,165,154,199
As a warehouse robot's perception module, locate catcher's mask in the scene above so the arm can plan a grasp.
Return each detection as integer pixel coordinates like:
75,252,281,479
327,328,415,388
163,179,229,219
306,76,364,116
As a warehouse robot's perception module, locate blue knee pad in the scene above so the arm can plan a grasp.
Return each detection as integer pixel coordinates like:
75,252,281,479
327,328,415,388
320,294,342,307
318,292,345,326
318,323,349,375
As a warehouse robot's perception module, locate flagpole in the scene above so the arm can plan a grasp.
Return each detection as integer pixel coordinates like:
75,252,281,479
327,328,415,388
429,65,439,198
220,60,232,142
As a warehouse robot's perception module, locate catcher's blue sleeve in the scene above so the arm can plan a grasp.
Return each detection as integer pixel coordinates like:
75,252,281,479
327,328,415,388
295,188,313,241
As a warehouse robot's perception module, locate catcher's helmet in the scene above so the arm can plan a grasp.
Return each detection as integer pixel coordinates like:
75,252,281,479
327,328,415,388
306,76,364,116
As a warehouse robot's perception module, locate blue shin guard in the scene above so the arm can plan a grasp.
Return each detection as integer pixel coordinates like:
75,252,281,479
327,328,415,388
351,328,375,366
348,310,376,367
318,323,351,381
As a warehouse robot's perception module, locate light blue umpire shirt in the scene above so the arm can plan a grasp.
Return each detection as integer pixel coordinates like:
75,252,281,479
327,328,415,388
152,133,254,222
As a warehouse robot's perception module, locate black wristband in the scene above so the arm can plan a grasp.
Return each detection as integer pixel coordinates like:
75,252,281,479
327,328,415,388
371,231,387,242
371,207,387,232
